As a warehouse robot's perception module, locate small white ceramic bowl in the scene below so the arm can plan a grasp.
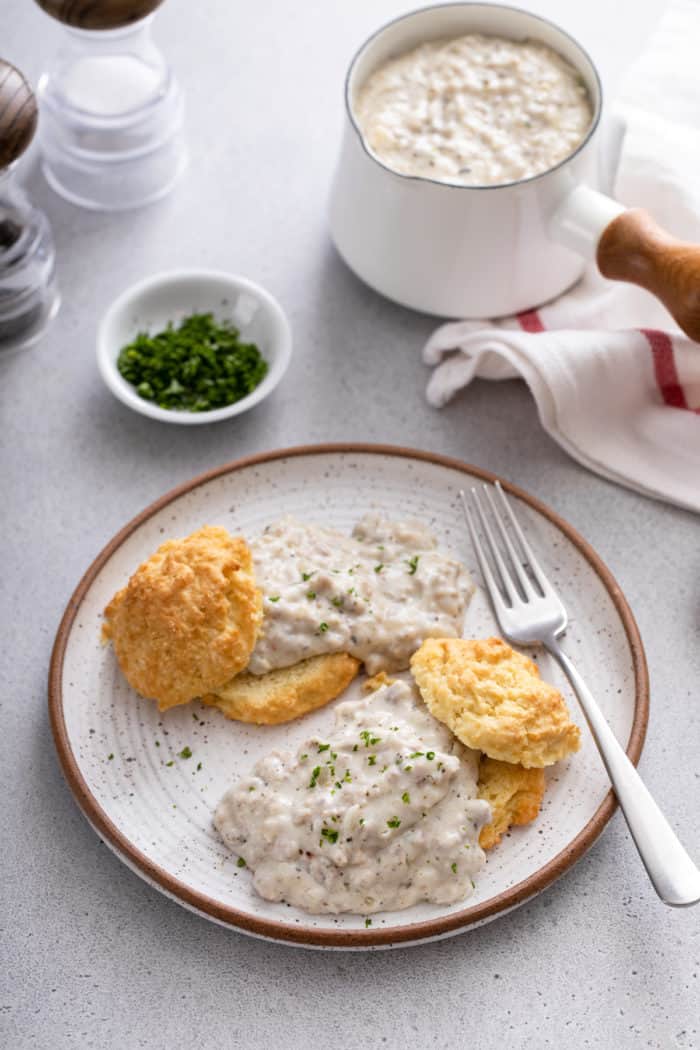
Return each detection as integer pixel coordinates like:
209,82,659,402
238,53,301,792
97,270,292,424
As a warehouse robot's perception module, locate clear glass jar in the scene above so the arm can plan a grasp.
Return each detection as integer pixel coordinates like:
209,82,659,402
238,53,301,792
37,16,186,210
0,167,59,353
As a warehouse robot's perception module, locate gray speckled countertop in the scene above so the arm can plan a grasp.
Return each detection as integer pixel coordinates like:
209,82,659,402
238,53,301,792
2,1,699,1047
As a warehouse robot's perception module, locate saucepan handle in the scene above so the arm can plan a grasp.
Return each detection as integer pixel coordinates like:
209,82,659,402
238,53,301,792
550,186,700,341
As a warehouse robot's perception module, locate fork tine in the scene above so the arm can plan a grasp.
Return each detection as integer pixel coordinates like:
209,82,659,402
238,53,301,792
483,485,536,600
459,490,509,618
494,481,550,596
470,487,521,607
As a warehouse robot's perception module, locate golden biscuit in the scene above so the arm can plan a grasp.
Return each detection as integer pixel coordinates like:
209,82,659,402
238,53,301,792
103,526,263,711
477,756,546,850
410,637,580,767
202,652,361,724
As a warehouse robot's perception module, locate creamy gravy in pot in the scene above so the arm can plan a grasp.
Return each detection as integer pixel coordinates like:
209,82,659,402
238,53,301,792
214,680,490,914
248,515,471,676
354,33,593,187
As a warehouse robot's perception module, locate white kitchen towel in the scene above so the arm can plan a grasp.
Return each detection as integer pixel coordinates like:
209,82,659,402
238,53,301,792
423,0,700,513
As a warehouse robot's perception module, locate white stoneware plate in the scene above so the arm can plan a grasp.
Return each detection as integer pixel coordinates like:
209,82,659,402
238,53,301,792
49,445,648,949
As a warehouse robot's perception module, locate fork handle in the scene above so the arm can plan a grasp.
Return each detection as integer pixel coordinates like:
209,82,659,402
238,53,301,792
546,638,700,907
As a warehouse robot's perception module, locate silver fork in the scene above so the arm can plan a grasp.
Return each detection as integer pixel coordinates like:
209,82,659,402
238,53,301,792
461,481,700,907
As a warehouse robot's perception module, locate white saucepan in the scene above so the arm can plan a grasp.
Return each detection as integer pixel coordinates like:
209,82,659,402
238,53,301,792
329,3,700,338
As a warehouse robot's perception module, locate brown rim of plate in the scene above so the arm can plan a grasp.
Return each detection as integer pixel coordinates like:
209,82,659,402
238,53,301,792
48,443,649,949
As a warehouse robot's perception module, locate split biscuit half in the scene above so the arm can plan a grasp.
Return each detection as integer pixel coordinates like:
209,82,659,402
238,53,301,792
410,636,580,768
477,757,546,850
203,652,361,725
102,526,263,711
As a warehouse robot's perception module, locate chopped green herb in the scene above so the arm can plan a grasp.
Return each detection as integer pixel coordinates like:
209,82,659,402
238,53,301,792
352,744,359,752
343,769,352,783
236,857,246,868
407,555,420,575
248,785,256,791
300,753,308,761
409,751,424,759
387,817,401,829
306,590,317,600
268,595,281,603
196,761,202,771
451,862,458,874
374,564,384,574
404,765,413,772
178,746,193,759
117,312,268,413
166,760,174,767
359,818,366,826
107,753,114,760
301,571,315,582
365,918,372,928
368,755,377,766
320,827,339,845
317,743,330,753
426,751,435,761
309,765,321,788
318,621,329,634
401,791,411,804
331,596,344,608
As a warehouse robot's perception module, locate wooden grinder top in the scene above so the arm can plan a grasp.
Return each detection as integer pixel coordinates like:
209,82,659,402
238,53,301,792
0,61,37,170
34,0,166,31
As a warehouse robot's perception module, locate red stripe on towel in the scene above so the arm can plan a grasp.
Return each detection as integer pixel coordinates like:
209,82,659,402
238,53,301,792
640,328,690,410
517,309,545,333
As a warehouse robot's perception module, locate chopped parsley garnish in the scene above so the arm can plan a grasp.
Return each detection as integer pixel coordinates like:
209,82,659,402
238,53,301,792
401,791,411,804
248,785,256,791
300,753,308,761
347,587,356,596
155,741,160,747
407,555,420,575
107,753,114,760
317,743,330,753
374,564,384,574
334,781,342,790
196,762,202,771
318,621,329,634
451,862,458,874
116,312,268,413
365,918,372,928
359,818,366,826
306,590,317,600
368,755,377,766
320,827,339,845
360,730,381,748
236,857,246,868
268,595,280,603
178,746,193,759
408,751,424,759
301,571,315,581
426,751,435,761
343,769,352,783
166,760,174,767
404,765,413,772
387,817,401,829
308,765,321,788
331,596,344,608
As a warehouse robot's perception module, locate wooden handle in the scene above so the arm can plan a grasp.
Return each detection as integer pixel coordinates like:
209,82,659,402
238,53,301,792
33,0,165,30
597,208,700,342
0,60,37,169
